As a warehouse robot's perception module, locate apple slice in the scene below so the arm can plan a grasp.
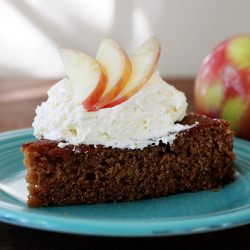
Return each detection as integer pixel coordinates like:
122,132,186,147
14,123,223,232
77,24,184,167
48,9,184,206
103,37,161,108
92,39,132,110
59,48,107,111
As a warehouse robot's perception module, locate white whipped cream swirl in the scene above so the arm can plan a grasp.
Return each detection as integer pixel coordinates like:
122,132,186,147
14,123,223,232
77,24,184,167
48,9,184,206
33,72,192,149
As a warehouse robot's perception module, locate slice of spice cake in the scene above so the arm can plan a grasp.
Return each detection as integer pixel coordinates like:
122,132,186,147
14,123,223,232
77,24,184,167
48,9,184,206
22,114,235,207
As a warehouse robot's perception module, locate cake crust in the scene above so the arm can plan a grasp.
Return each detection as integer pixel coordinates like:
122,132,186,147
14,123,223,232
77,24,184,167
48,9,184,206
22,114,235,207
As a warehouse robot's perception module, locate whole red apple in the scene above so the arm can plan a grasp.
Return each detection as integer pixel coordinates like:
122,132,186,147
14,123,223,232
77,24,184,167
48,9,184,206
194,35,250,140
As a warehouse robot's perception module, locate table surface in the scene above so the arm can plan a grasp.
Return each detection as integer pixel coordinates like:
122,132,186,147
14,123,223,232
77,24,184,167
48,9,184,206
0,78,249,249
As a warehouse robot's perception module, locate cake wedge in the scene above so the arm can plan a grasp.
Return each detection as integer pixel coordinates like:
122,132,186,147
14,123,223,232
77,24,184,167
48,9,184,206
22,114,235,207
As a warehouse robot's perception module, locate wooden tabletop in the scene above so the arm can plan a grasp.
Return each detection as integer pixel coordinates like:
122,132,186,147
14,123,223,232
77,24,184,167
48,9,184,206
0,79,249,249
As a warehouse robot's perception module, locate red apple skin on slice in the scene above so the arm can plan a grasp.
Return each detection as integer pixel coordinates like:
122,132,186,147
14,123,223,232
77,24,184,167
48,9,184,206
82,64,108,111
102,37,161,108
92,39,132,110
59,49,107,111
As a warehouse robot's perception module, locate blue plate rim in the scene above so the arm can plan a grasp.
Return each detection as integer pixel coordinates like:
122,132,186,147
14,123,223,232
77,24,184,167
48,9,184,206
0,128,250,237
0,201,250,236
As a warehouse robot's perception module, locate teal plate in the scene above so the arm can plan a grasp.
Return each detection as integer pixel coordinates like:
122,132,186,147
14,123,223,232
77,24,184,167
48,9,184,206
0,129,250,237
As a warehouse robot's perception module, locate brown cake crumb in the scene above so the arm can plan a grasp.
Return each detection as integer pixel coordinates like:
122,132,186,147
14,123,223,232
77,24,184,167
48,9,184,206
22,113,235,207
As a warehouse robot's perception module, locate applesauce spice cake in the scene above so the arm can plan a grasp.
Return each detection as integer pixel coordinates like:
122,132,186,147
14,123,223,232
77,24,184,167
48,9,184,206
22,37,235,207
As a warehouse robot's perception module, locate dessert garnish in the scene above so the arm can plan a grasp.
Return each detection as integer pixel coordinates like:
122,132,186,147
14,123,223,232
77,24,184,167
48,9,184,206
59,37,160,111
33,37,192,149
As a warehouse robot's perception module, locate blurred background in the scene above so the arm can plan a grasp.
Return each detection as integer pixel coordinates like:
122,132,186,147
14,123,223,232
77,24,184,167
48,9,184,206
1,0,250,79
0,0,250,132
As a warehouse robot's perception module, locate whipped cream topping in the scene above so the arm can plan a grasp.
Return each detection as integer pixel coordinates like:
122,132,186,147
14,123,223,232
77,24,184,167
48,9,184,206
33,72,194,149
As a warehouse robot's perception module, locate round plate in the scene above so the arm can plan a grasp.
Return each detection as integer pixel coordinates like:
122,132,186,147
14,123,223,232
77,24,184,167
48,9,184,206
0,129,250,237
